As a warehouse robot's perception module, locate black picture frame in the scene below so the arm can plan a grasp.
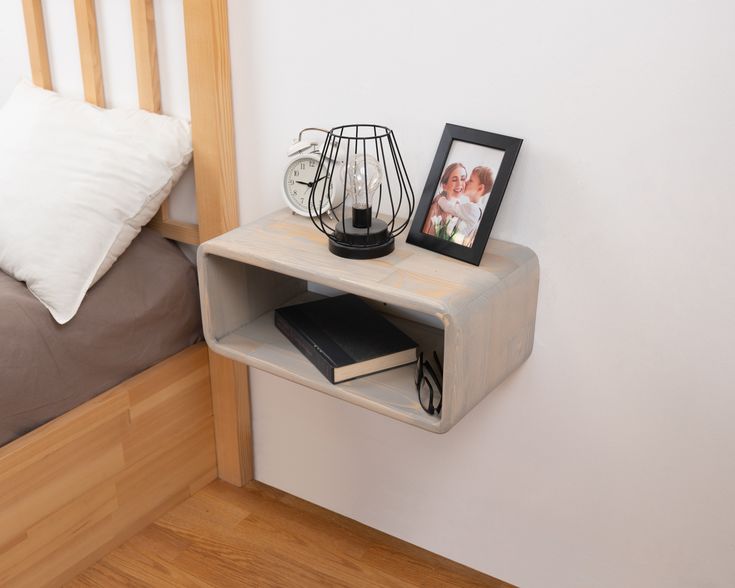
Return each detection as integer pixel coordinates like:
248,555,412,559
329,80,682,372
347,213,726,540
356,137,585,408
406,123,522,265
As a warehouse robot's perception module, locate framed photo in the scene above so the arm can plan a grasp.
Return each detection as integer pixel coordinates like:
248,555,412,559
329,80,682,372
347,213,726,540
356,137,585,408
406,124,522,265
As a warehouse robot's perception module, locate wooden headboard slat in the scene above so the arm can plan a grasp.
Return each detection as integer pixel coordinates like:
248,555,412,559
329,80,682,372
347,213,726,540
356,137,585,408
21,0,52,90
74,0,105,107
130,0,186,243
130,0,161,114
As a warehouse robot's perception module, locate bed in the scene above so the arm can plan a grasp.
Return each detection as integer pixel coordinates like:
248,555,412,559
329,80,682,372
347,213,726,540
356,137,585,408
0,1,251,586
0,228,203,447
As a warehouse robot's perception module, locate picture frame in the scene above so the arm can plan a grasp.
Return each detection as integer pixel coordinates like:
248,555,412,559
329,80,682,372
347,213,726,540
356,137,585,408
406,123,523,265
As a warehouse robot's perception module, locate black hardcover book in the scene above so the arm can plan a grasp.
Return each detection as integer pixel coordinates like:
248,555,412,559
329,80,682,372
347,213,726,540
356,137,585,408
274,294,417,384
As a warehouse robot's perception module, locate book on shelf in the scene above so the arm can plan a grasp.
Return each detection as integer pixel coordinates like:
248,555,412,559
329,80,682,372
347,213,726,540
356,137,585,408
274,294,417,384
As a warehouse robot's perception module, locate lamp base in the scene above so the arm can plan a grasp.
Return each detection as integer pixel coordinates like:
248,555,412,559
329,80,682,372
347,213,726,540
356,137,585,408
328,237,395,259
329,216,394,259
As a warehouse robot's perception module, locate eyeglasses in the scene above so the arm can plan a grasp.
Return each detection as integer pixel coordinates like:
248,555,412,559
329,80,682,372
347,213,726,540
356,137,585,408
415,350,443,416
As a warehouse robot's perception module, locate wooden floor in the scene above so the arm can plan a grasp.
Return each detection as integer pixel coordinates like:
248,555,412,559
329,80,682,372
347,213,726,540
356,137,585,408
66,480,512,587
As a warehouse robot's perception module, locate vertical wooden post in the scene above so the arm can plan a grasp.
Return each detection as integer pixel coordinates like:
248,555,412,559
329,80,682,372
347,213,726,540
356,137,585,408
182,0,252,485
74,0,105,107
130,0,161,113
208,353,254,484
130,0,173,233
21,0,52,89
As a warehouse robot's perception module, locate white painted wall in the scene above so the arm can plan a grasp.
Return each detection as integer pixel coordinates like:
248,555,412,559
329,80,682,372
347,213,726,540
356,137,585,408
228,2,735,587
1,1,734,586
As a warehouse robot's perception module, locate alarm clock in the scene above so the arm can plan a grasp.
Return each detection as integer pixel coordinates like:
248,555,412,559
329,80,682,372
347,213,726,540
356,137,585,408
283,128,333,217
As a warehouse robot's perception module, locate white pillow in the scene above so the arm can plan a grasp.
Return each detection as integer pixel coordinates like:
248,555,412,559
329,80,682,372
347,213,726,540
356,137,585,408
0,81,192,324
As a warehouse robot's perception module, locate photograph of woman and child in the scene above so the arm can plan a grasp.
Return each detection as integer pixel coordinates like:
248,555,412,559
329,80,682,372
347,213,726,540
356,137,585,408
421,141,505,248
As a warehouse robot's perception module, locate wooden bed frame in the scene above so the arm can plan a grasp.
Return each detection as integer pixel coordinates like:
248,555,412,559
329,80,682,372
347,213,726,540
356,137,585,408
0,1,251,586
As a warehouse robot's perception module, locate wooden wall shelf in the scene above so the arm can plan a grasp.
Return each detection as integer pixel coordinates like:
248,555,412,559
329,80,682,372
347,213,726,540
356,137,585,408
198,209,539,433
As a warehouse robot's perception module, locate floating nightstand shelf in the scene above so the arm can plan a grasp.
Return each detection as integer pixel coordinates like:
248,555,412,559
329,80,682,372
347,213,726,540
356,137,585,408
198,208,539,433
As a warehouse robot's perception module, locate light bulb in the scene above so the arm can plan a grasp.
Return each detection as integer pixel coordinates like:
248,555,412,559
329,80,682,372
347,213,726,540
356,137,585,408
342,154,383,210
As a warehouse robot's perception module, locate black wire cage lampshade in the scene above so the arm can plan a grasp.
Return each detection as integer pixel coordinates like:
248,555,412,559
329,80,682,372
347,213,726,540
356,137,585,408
308,125,415,259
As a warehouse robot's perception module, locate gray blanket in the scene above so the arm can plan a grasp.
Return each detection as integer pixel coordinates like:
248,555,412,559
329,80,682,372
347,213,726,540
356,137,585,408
0,229,203,446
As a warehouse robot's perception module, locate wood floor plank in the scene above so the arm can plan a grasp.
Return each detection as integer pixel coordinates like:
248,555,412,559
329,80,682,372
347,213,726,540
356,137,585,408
69,480,513,588
101,540,216,588
157,506,378,587
234,512,414,588
203,480,511,586
66,560,147,588
361,543,512,588
152,486,409,587
198,481,370,560
122,524,192,565
175,541,355,588
157,489,251,531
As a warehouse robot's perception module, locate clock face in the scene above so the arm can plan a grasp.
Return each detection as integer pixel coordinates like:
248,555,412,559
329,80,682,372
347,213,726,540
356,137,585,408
283,156,330,216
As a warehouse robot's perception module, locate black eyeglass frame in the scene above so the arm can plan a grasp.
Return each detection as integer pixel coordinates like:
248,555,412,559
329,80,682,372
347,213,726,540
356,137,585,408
415,350,443,416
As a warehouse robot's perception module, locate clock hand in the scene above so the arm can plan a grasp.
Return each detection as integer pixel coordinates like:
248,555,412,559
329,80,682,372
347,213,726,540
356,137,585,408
296,175,329,188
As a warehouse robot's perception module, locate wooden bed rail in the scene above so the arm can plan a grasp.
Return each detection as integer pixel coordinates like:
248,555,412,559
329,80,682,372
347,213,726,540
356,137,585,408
0,344,217,587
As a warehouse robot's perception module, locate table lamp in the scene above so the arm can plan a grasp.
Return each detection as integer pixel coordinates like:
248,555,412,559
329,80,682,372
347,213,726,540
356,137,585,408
308,124,415,259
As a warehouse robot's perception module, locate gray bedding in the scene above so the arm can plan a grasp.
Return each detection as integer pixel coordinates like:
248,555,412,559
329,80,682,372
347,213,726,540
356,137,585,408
0,228,203,446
